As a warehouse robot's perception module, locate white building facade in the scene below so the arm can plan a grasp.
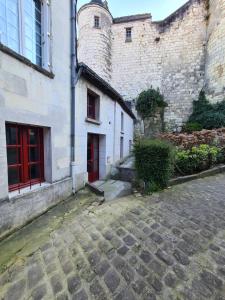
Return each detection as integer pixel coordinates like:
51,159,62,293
0,0,135,239
0,0,73,239
74,64,135,190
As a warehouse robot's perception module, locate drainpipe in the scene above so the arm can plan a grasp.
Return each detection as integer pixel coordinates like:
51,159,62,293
71,0,78,194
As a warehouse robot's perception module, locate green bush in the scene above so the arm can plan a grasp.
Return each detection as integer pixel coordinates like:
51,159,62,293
175,144,220,175
134,139,174,193
182,122,203,133
136,88,167,119
188,91,225,129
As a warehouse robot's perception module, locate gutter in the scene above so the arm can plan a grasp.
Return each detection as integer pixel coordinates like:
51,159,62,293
71,0,78,194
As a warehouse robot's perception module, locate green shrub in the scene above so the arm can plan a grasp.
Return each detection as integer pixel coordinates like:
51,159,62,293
188,91,225,129
183,122,203,133
136,88,167,119
134,139,174,193
175,144,220,175
216,147,225,164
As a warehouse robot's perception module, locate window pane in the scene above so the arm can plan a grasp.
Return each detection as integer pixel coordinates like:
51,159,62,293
24,0,42,66
8,167,20,185
7,148,20,165
29,147,39,162
29,128,38,144
0,0,19,52
30,164,40,179
6,126,18,145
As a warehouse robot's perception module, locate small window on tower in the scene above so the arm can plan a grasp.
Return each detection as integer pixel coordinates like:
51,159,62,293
94,16,100,28
126,27,132,42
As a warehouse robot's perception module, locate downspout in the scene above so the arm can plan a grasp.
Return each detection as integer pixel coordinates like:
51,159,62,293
71,0,78,194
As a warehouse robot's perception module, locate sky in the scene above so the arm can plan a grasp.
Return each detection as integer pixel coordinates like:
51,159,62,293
77,0,188,21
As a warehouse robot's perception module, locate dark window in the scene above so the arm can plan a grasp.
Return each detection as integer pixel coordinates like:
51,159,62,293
120,137,124,159
126,27,132,42
94,16,100,28
6,123,44,192
87,90,100,120
121,112,124,132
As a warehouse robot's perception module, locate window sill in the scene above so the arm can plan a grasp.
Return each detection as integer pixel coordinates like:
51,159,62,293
0,43,55,79
125,39,132,43
9,182,51,200
85,118,102,125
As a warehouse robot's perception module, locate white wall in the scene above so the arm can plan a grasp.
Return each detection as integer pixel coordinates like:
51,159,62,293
0,2,71,199
74,77,134,189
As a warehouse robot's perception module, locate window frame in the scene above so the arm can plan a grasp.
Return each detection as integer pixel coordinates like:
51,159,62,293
125,27,132,42
0,0,51,70
6,123,45,192
87,89,100,121
94,16,100,28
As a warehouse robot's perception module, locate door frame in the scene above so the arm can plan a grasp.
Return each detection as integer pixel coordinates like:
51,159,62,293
87,133,99,183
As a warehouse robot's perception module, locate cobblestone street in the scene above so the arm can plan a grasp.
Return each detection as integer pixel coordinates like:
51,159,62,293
1,174,225,300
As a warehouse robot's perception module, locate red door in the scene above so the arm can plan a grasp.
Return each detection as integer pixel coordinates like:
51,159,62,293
87,134,99,182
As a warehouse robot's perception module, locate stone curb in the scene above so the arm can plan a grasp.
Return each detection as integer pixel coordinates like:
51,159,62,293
169,164,225,186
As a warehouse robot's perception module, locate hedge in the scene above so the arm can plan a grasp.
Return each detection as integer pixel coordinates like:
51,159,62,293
134,139,174,192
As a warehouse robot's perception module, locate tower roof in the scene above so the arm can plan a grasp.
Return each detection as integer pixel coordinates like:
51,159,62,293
90,0,103,4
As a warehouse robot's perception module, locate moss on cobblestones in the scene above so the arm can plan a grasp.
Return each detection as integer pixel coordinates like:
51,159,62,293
0,189,101,274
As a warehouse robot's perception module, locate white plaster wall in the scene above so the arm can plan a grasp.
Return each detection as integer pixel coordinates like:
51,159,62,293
0,1,71,201
74,77,134,189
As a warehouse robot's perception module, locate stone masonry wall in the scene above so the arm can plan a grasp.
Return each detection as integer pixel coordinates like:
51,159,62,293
78,4,113,82
205,0,225,102
78,0,225,130
111,0,207,129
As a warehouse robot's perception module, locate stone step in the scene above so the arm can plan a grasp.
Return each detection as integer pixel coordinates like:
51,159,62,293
90,180,132,201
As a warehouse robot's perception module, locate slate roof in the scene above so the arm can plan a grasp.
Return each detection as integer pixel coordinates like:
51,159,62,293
113,13,151,24
77,63,136,120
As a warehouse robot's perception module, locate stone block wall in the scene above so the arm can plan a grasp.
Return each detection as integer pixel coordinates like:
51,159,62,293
205,0,225,102
78,0,225,130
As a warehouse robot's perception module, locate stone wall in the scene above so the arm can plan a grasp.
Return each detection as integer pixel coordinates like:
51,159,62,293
78,4,113,82
78,0,225,130
205,0,225,102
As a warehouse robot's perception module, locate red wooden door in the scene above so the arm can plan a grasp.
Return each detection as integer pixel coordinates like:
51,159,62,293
87,134,99,183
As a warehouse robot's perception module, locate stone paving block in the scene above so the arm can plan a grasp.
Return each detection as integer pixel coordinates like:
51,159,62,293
156,249,174,266
150,232,163,244
132,279,146,295
114,288,136,300
51,274,63,295
173,249,190,266
200,270,223,290
104,269,120,293
72,289,88,300
164,272,177,288
4,279,26,300
89,279,107,300
28,264,44,289
123,235,136,246
67,275,81,294
140,250,152,264
31,283,47,300
94,260,110,276
117,245,129,256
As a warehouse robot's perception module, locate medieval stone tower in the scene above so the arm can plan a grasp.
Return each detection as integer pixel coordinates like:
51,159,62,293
78,0,113,82
78,0,225,130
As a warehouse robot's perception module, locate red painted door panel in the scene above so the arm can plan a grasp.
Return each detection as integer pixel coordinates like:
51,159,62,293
87,134,99,183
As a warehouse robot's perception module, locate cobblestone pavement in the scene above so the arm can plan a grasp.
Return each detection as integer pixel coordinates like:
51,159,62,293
1,174,225,300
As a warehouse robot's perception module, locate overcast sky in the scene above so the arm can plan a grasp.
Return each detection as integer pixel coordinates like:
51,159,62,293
77,0,188,21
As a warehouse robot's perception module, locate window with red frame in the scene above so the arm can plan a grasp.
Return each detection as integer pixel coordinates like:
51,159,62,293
87,90,99,120
6,124,44,192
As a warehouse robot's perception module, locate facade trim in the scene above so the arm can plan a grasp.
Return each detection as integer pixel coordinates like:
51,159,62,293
0,43,55,79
